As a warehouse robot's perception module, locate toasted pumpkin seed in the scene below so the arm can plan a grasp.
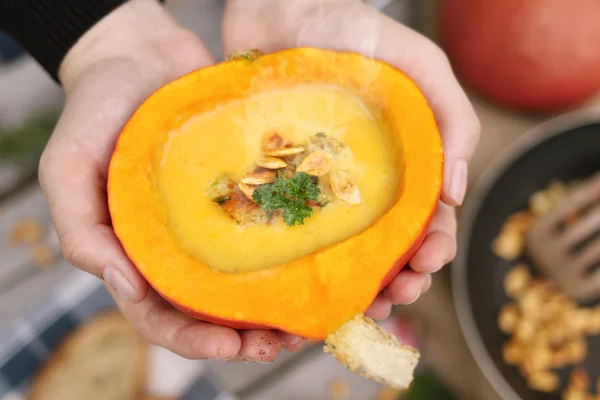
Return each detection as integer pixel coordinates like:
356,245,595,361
256,155,287,169
262,132,288,152
241,167,276,185
265,147,305,157
297,150,334,176
330,170,361,205
238,182,258,201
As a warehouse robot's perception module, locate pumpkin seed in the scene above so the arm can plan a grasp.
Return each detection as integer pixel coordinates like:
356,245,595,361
296,150,334,176
256,155,287,169
330,170,361,205
241,167,276,185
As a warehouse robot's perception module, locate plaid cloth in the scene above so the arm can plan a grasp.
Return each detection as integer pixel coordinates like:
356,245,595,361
0,271,238,400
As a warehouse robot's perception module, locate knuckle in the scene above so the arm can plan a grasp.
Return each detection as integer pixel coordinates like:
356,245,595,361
450,112,481,160
466,111,482,141
138,306,163,346
168,322,194,351
59,231,92,273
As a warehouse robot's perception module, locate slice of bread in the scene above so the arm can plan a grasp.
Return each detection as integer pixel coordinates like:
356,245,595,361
137,396,179,400
324,314,420,390
28,310,148,400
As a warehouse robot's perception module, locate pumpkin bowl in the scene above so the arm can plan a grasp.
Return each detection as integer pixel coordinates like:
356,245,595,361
107,48,442,342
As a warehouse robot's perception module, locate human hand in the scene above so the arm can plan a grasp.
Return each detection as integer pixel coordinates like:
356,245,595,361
39,0,304,362
223,0,480,318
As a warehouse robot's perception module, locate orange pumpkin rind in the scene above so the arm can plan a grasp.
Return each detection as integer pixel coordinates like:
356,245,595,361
108,48,443,389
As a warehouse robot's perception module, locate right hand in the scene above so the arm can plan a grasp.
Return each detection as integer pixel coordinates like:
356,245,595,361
223,0,480,320
39,0,304,362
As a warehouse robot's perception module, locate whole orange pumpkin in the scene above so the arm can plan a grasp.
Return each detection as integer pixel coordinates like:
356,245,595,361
437,0,600,112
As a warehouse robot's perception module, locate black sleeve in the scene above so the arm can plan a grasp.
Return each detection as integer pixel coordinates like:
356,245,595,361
0,1,162,83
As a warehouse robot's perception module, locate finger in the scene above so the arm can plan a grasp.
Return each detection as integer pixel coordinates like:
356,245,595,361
573,240,600,273
544,172,600,228
410,202,457,273
39,135,148,304
581,268,600,298
39,30,217,301
235,330,283,363
373,15,480,206
276,331,307,352
365,294,393,320
111,286,241,360
421,273,433,294
383,315,420,348
564,206,600,247
382,269,427,305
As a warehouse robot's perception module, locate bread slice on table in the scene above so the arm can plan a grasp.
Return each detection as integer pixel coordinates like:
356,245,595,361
28,310,148,400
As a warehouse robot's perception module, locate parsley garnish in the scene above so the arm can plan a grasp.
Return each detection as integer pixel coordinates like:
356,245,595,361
214,196,230,205
253,172,320,226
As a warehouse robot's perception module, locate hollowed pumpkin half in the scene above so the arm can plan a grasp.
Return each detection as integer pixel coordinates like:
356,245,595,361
108,48,442,340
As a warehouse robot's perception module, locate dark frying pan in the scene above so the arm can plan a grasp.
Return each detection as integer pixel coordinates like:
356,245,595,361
453,109,600,400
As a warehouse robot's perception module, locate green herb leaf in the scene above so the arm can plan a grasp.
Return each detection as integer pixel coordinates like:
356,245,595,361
287,170,320,202
253,171,320,227
214,196,230,205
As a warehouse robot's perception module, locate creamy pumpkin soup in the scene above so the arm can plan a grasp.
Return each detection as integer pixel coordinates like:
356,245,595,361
154,84,401,273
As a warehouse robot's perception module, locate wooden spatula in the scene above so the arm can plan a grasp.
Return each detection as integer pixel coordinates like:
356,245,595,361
526,172,600,303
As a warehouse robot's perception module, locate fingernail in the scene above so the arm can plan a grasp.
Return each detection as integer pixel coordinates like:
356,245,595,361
431,262,445,273
101,265,135,302
405,290,421,305
228,355,249,363
449,159,468,206
421,274,432,291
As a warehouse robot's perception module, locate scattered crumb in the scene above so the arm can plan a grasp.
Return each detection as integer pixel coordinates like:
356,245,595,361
327,377,349,400
31,243,55,268
491,211,533,260
528,181,566,217
503,264,531,298
9,217,42,246
569,367,590,391
528,370,560,393
373,385,402,400
7,217,56,269
497,304,519,334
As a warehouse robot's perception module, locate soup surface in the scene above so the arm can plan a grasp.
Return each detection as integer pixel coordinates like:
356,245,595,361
155,84,400,273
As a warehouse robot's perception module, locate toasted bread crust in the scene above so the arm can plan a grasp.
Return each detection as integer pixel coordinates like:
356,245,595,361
28,310,148,400
324,314,419,390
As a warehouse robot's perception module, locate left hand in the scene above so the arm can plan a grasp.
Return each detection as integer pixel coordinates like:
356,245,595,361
223,0,480,319
39,0,305,363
